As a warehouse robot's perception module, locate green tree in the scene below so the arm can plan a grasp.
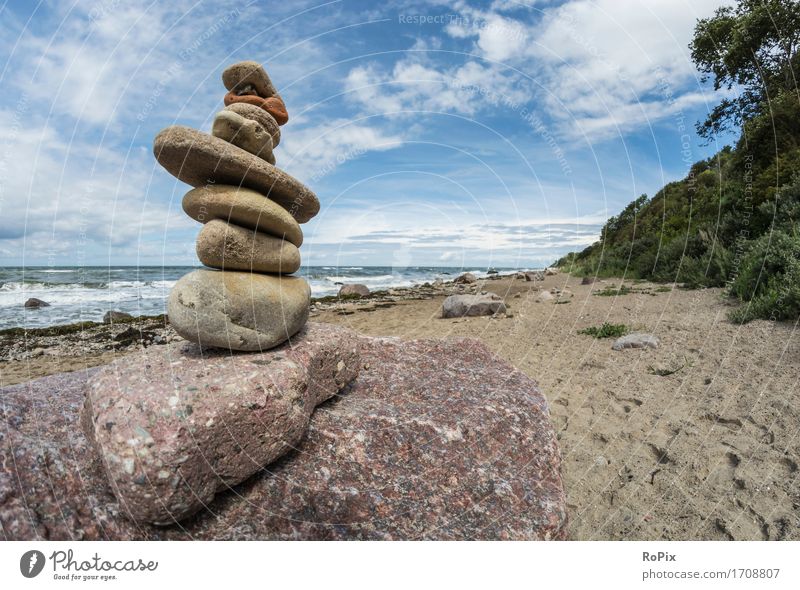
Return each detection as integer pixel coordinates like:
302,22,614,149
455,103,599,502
690,0,800,139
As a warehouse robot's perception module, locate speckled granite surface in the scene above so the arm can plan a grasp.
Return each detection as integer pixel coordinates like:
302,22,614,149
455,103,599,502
1,328,567,540
83,323,360,525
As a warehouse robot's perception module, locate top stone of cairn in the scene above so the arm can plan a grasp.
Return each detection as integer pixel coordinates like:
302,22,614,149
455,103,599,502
222,60,288,125
222,61,279,97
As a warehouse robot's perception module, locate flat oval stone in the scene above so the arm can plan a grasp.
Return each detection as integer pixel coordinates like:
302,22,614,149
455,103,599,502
222,60,278,98
182,185,303,247
225,102,280,146
196,219,301,274
211,110,275,164
167,269,310,351
153,126,319,223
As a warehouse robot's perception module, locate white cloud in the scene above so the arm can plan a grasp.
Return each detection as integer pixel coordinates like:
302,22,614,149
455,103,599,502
442,0,733,141
303,215,603,267
0,0,352,263
0,105,192,263
280,117,404,180
345,57,532,118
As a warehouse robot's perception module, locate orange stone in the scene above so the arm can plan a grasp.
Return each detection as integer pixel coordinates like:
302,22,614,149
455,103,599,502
224,91,289,125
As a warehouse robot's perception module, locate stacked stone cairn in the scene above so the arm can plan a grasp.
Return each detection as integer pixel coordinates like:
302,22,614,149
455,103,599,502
154,61,319,350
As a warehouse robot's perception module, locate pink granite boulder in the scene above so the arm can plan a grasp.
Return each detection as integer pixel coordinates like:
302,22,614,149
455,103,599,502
1,328,567,540
82,322,360,525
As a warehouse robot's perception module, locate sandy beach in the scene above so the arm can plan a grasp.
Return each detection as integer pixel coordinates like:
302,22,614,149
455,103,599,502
2,273,798,540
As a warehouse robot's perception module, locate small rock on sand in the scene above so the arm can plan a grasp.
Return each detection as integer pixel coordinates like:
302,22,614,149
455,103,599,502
339,284,370,298
612,333,660,350
442,293,506,318
454,272,477,284
526,271,545,281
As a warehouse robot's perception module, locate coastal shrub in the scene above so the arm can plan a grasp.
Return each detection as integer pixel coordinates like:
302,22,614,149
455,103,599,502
593,285,632,297
728,230,800,323
578,322,629,339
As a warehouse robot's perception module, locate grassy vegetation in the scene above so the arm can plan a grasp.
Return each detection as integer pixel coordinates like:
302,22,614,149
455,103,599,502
593,285,633,297
555,1,800,324
578,322,629,339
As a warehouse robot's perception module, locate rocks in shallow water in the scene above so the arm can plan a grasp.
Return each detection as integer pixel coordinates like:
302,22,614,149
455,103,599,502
182,185,303,247
103,310,132,324
442,293,506,318
196,219,300,273
612,332,660,351
211,110,275,164
167,269,310,351
0,333,566,539
338,283,370,298
454,272,477,284
153,126,318,223
24,298,49,308
82,323,360,524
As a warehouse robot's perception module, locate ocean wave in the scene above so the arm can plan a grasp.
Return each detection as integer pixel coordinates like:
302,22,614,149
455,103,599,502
323,274,395,283
0,279,176,308
0,281,98,291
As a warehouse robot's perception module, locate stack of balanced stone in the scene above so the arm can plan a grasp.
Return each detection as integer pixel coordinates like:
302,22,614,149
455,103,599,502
154,61,319,351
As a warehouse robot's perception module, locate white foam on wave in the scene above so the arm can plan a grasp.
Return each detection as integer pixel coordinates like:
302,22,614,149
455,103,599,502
0,280,176,308
323,274,395,283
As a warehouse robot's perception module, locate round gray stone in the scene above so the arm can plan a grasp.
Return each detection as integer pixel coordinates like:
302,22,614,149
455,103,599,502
225,102,280,146
182,184,303,247
211,110,275,165
612,333,660,351
196,219,301,274
153,126,319,223
168,269,310,351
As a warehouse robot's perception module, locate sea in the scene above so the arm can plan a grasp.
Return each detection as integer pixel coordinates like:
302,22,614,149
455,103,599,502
0,266,524,329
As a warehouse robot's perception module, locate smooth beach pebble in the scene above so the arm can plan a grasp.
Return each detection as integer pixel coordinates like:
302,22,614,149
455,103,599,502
167,268,310,351
196,219,301,274
339,284,370,298
612,333,660,351
222,60,279,98
441,293,506,318
153,126,318,223
224,102,280,145
211,110,275,164
182,184,303,247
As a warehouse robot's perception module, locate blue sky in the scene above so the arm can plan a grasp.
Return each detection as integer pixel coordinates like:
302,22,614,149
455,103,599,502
0,0,736,268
